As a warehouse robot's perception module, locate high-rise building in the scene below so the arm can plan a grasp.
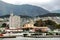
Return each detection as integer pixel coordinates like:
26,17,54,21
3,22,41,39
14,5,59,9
9,13,20,29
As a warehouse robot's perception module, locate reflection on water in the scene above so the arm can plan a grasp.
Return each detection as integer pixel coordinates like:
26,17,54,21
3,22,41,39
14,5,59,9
0,36,60,40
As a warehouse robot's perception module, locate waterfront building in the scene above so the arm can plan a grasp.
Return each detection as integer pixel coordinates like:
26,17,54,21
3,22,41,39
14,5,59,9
23,20,34,28
23,20,50,32
5,29,23,33
9,14,20,29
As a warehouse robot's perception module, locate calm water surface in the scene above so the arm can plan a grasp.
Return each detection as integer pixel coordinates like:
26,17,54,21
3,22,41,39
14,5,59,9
0,36,60,40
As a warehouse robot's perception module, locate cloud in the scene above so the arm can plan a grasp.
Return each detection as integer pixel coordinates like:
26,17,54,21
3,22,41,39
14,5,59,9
39,0,60,11
2,0,51,4
2,0,60,11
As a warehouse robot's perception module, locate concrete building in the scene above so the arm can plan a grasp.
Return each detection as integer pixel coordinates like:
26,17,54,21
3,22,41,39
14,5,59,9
9,14,20,29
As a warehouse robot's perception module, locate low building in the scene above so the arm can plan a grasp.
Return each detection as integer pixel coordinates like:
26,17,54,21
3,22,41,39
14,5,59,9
5,29,23,33
23,22,50,32
23,23,34,28
31,27,50,32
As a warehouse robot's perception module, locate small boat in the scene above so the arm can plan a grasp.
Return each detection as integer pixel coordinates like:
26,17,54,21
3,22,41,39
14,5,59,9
0,34,16,38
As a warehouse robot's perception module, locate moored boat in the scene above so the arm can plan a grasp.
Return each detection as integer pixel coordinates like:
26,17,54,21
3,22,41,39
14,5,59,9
0,34,16,38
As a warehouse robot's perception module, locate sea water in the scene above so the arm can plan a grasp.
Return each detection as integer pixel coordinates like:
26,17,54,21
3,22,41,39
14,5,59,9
0,36,60,40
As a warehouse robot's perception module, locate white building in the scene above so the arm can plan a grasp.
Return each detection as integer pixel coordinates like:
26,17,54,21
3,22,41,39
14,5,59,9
9,14,20,29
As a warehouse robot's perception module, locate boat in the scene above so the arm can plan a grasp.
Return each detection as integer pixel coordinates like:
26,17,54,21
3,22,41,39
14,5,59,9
0,34,16,38
22,33,60,38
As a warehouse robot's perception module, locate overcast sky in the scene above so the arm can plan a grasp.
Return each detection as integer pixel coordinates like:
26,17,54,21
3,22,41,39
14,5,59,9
1,0,60,11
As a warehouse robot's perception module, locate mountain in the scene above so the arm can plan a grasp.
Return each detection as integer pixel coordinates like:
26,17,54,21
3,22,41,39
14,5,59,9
0,1,50,17
0,14,32,18
52,10,60,13
37,13,60,17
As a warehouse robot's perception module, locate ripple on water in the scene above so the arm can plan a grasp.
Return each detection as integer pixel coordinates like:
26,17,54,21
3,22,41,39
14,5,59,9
1,37,60,40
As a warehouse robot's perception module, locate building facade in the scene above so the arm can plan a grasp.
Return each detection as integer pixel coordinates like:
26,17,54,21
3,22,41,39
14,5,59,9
9,14,20,29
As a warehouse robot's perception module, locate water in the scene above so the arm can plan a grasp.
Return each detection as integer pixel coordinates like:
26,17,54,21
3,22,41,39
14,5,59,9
0,36,60,40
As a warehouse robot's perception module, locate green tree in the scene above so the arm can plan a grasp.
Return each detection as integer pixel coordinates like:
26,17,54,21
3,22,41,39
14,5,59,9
56,24,60,29
34,19,44,27
34,19,60,29
1,23,7,28
44,20,57,27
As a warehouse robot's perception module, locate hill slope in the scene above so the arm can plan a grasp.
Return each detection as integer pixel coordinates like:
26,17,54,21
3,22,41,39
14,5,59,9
0,1,50,17
37,13,60,17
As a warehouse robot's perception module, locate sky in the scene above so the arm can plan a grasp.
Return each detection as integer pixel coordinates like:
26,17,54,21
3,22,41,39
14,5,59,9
1,0,60,11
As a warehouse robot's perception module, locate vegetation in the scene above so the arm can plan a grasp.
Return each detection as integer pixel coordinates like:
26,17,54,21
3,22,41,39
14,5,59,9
34,19,60,29
0,23,9,29
56,24,60,29
34,19,45,27
44,20,57,29
1,23,7,28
